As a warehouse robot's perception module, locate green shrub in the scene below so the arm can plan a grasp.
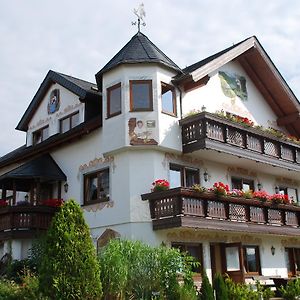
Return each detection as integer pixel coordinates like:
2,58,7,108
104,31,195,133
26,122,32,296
38,199,102,300
279,278,300,300
98,239,197,300
199,271,214,300
6,259,37,283
0,279,19,300
214,273,229,300
178,283,198,300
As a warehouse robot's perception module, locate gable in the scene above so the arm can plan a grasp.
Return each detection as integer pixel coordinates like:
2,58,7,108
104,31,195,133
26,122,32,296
176,36,300,137
17,70,101,132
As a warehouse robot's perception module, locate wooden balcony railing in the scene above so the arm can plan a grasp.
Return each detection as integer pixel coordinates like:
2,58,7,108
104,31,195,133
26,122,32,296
179,112,300,171
0,206,58,240
141,188,300,236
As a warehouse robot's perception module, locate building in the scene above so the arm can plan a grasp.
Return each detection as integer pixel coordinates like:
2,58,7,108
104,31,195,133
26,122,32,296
0,30,299,283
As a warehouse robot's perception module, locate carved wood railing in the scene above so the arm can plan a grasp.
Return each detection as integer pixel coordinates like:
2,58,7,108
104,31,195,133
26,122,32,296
0,206,58,233
141,188,300,230
179,112,300,167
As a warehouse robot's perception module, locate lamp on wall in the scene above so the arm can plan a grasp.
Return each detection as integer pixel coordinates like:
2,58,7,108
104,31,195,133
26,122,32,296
64,182,69,193
257,183,263,191
201,105,206,112
24,194,29,202
271,245,275,256
203,170,209,182
275,186,280,194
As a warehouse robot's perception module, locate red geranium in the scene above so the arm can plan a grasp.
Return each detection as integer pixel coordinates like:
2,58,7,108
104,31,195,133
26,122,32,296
42,198,64,207
253,190,270,202
212,182,230,196
152,179,170,192
270,194,290,205
0,200,8,207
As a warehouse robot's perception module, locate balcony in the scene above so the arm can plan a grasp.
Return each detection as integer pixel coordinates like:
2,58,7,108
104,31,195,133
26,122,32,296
141,188,300,236
179,112,300,171
0,205,58,241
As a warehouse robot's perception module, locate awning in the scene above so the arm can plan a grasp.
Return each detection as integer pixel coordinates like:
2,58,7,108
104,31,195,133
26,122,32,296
0,154,66,184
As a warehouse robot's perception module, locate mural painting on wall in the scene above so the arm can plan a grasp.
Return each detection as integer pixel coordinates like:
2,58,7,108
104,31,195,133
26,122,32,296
128,118,158,145
47,89,60,114
219,71,247,101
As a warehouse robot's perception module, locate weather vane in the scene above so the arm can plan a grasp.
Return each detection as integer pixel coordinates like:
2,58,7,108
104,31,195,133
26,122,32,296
132,3,146,32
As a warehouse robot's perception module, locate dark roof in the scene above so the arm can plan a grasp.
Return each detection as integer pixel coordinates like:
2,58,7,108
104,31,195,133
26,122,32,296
96,32,182,84
0,117,101,169
0,154,66,182
16,70,101,132
174,36,253,81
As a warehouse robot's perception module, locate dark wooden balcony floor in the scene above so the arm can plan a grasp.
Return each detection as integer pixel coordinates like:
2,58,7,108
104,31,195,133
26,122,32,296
0,205,58,241
179,112,300,171
141,188,300,236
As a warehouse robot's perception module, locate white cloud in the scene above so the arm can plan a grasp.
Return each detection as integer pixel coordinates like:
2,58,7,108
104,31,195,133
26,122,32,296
0,0,299,155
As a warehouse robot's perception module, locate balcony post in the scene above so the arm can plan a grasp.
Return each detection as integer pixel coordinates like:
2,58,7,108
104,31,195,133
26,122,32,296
263,207,268,224
245,205,251,222
281,210,287,226
224,202,230,220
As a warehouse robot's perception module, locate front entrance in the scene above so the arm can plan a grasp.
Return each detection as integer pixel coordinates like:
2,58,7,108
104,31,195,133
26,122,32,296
210,242,245,283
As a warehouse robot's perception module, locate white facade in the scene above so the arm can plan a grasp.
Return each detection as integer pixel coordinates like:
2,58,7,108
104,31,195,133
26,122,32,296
0,34,300,283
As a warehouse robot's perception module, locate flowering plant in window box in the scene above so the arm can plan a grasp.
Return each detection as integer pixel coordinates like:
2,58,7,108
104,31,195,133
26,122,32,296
252,191,270,202
242,189,253,199
228,189,243,197
210,182,230,197
270,194,290,205
192,184,206,193
42,198,64,207
0,200,8,207
152,179,170,192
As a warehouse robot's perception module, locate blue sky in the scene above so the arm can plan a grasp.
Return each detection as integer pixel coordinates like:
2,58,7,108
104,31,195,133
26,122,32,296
0,0,299,155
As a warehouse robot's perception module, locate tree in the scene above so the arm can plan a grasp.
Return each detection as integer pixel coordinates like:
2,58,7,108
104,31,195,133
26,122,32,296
199,271,214,300
214,273,229,300
39,199,102,300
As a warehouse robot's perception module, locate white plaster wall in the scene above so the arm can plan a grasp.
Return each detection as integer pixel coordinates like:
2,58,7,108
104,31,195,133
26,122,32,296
182,61,286,132
26,83,85,146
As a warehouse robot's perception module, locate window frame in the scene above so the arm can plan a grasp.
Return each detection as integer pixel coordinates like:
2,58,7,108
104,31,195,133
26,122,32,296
278,186,299,203
161,82,177,116
59,111,80,133
285,247,300,277
107,82,122,118
231,177,255,191
129,80,153,112
84,168,110,205
32,125,49,145
169,163,200,188
243,245,261,275
172,242,203,274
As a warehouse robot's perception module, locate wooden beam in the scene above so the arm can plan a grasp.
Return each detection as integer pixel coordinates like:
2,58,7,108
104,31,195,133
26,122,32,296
238,57,283,116
277,112,300,126
183,76,210,92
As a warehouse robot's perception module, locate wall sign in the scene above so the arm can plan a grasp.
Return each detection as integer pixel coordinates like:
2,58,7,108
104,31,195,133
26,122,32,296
48,89,60,114
219,71,247,101
128,118,158,145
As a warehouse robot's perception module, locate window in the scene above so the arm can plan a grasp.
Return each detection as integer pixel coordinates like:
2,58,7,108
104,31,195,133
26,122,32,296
285,248,300,276
84,169,109,205
278,186,298,203
107,83,121,118
232,177,254,191
172,243,203,273
32,126,49,145
60,111,80,133
161,82,176,116
129,80,153,111
169,164,200,188
243,246,261,274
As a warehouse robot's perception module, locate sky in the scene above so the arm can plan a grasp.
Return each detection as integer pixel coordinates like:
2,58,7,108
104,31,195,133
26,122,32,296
0,0,299,156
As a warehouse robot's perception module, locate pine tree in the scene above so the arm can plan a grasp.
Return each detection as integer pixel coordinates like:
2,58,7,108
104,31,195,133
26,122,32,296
199,271,214,300
214,273,229,300
39,199,102,300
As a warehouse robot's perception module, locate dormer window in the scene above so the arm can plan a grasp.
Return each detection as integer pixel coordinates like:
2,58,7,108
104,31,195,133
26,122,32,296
107,83,121,118
60,111,80,133
130,80,153,111
161,82,176,116
32,126,49,145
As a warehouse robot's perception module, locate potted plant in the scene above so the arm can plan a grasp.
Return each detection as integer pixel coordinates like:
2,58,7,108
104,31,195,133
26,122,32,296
253,190,270,202
211,182,230,197
152,179,170,192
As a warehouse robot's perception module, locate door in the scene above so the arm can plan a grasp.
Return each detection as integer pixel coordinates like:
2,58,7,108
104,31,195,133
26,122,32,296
221,243,245,283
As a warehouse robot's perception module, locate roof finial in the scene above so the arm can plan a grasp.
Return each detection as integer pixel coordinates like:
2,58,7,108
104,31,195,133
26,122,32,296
132,3,146,32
